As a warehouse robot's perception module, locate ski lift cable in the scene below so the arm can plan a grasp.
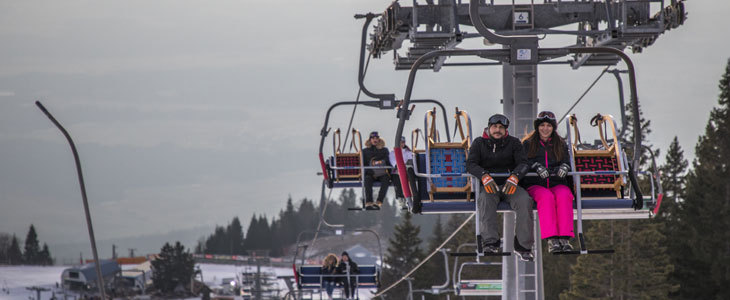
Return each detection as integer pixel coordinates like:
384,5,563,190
342,54,372,148
371,213,475,298
558,66,610,125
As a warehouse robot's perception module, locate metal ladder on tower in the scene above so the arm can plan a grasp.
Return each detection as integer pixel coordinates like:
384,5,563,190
498,1,539,135
515,212,543,300
512,0,535,32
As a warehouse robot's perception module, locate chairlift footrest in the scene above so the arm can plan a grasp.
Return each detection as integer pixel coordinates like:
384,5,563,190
449,252,511,257
552,249,614,255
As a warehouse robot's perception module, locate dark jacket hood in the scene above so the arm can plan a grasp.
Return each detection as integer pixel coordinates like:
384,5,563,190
365,137,386,149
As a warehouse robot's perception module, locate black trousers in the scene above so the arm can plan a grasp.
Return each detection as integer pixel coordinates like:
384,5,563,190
341,277,357,298
391,173,404,198
364,174,390,203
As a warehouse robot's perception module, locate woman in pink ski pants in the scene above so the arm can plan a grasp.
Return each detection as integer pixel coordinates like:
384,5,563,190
522,111,574,253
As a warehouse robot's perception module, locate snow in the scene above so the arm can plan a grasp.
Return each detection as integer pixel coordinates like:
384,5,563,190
0,264,376,299
0,265,67,300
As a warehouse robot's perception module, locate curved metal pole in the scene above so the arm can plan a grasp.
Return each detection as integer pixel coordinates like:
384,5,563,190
357,13,394,100
319,100,451,155
318,180,344,228
609,69,629,139
35,101,107,300
468,0,517,45
568,48,641,167
431,249,451,290
293,229,384,269
318,99,454,183
394,48,510,199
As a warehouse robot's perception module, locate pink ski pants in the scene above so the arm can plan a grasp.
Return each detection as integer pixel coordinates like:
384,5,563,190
527,184,575,239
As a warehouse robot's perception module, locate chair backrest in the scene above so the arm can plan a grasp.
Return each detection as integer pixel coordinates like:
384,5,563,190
424,107,473,201
357,265,378,286
298,265,323,286
332,128,363,181
569,114,626,198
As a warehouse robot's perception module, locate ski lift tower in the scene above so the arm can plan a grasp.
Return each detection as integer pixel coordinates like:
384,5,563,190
366,1,686,299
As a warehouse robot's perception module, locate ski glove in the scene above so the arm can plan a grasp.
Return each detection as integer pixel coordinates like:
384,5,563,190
481,174,498,194
531,162,549,179
557,163,571,178
502,175,519,195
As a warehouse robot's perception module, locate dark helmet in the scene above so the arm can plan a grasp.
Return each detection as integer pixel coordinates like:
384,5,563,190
488,114,510,129
533,111,558,130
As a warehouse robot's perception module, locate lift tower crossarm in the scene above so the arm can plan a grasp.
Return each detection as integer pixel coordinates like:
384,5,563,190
370,0,686,70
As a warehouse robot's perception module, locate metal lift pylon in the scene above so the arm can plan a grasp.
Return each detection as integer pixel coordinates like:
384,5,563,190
365,1,686,299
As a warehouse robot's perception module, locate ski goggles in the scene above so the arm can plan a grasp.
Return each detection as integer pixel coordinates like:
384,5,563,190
537,111,556,120
488,114,510,128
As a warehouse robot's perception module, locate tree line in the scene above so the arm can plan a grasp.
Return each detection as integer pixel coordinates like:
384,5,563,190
194,190,441,257
0,224,54,265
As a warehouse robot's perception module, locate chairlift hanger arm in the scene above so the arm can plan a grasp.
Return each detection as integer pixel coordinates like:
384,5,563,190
357,12,394,101
319,99,452,154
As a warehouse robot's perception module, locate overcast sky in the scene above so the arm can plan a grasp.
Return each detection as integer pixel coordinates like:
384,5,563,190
1,0,726,250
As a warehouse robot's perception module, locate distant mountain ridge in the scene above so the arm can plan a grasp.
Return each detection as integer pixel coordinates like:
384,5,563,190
49,225,213,265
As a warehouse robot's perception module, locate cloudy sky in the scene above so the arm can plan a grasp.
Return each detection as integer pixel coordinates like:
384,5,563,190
0,0,726,252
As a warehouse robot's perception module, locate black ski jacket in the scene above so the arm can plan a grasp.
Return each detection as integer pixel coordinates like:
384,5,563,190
467,133,529,185
522,138,572,188
362,137,390,176
336,260,360,283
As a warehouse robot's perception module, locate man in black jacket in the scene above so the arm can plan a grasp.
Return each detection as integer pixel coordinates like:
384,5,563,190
362,131,391,209
466,114,534,261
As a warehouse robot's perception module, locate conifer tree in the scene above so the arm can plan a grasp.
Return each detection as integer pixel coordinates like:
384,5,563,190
621,101,658,167
381,212,424,298
257,215,272,252
420,216,447,291
561,220,676,299
659,136,689,220
7,234,22,265
244,214,260,251
227,217,245,255
39,243,53,265
279,197,299,246
338,188,357,210
151,241,195,296
297,199,319,232
204,226,227,254
23,225,40,265
669,58,730,299
0,233,10,263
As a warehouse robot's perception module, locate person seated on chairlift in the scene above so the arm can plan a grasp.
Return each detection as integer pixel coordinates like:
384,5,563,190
320,253,339,300
521,111,575,253
389,136,414,202
337,251,360,300
363,131,391,210
466,114,534,261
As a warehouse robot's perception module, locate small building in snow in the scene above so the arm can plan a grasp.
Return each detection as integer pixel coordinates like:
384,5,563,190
120,260,152,292
61,260,121,292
